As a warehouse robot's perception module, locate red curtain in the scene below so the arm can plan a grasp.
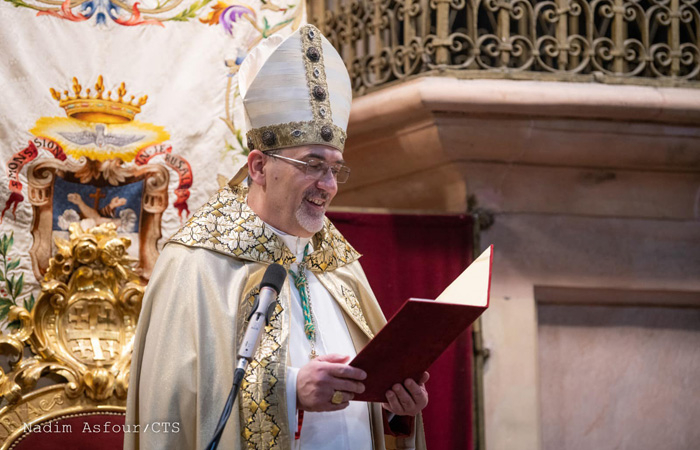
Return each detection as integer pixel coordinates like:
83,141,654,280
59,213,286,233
328,211,475,450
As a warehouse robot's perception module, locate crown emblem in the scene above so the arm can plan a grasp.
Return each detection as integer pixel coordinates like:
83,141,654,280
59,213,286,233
50,76,148,124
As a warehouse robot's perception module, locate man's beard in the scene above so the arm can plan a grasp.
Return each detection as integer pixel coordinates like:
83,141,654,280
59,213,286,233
295,187,330,234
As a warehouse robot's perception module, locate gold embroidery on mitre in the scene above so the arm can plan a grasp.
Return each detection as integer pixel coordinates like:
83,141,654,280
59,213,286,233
301,25,333,127
245,121,346,153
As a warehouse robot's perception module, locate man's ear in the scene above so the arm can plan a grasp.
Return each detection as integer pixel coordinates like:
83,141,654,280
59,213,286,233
247,150,267,186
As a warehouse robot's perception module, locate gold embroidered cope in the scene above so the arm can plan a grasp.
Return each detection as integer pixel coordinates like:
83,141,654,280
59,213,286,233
169,183,377,449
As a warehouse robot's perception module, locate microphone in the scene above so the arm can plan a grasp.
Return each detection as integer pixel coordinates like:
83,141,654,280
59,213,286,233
238,263,287,361
207,263,287,450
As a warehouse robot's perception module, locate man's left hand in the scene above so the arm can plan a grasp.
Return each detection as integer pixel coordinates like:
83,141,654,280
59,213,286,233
382,371,429,416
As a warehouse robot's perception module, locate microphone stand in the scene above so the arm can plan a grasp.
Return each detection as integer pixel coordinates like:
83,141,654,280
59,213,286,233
205,360,249,450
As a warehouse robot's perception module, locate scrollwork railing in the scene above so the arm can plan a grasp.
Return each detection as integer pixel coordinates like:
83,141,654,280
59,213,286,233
309,0,700,93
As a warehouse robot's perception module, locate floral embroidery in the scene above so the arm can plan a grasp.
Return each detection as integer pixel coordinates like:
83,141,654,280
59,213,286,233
169,184,361,271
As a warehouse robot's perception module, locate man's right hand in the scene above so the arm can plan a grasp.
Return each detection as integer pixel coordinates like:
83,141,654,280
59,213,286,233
296,354,367,412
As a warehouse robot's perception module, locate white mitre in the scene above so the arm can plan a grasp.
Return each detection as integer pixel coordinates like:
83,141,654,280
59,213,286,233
238,24,352,154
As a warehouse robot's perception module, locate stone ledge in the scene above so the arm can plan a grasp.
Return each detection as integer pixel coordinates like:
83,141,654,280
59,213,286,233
349,78,700,136
340,77,700,219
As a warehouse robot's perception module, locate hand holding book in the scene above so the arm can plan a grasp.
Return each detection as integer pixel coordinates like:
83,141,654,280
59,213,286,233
350,246,493,403
382,371,430,417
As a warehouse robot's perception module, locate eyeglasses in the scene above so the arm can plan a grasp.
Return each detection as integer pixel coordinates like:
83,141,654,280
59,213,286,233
267,153,351,184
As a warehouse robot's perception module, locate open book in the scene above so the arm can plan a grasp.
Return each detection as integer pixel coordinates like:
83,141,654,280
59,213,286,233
350,246,493,402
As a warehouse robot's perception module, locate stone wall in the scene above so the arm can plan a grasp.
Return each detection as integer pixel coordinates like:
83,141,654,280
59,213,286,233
334,77,700,450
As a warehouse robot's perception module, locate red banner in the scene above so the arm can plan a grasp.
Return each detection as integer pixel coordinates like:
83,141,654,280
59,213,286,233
2,138,67,222
134,145,193,218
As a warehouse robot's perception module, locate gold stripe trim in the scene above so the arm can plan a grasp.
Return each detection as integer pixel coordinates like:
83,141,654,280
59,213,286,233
237,284,291,449
245,120,346,153
301,24,333,124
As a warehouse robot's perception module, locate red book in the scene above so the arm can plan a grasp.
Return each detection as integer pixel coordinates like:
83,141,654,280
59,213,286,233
350,246,493,402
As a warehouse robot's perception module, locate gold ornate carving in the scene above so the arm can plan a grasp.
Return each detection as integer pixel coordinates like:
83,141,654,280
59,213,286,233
0,385,124,446
310,0,700,93
0,223,143,430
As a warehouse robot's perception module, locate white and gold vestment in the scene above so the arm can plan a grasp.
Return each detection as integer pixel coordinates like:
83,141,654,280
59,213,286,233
124,183,426,450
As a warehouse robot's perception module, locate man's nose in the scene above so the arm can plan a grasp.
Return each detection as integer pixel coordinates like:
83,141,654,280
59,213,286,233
316,168,338,192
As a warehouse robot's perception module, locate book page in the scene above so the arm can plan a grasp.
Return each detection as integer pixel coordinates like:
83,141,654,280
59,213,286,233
435,245,492,307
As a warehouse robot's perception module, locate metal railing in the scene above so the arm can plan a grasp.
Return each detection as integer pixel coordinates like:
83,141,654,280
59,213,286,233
309,0,700,94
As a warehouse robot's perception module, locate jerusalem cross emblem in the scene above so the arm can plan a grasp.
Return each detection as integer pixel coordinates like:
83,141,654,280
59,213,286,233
64,300,122,365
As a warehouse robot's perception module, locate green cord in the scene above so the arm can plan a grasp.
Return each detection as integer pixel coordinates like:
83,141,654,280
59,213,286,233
288,244,316,345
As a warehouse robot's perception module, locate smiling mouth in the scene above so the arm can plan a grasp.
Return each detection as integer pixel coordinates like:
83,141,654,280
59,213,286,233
307,198,325,207
302,186,331,212
304,198,327,213
304,190,330,211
